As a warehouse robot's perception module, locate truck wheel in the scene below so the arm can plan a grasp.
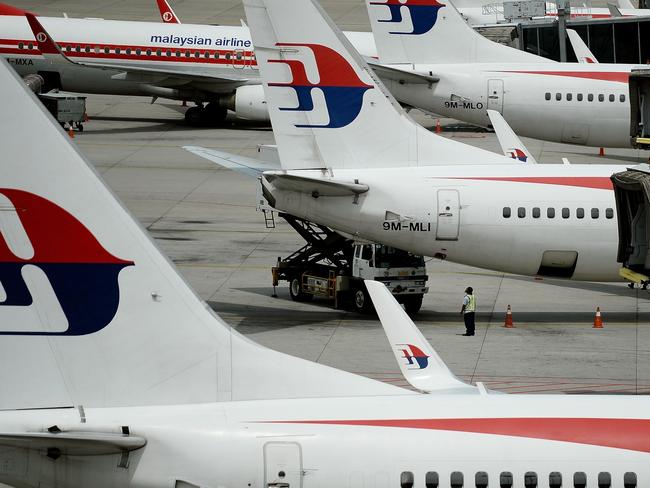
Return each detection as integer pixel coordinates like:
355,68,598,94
353,285,373,314
289,277,312,302
403,295,423,314
185,106,204,126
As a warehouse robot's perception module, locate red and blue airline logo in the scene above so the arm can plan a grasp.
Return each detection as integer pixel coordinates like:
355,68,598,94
507,148,528,162
369,0,446,35
397,343,429,369
268,43,372,128
0,189,133,336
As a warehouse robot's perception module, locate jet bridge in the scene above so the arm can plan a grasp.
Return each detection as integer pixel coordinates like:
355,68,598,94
611,165,650,283
629,70,650,149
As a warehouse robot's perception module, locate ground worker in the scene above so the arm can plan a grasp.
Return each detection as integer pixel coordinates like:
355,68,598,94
460,286,476,336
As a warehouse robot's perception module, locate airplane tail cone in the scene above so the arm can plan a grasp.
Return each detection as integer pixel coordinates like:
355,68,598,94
593,306,604,328
503,304,515,328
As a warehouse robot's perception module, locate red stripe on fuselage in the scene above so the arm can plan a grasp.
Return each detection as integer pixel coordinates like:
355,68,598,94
261,418,650,453
498,70,629,83
446,176,613,190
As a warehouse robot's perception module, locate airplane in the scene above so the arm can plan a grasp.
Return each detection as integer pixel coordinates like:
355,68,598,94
364,0,643,148
187,0,650,289
2,35,650,488
0,2,376,126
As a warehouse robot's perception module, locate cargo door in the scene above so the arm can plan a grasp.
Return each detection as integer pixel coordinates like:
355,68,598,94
436,189,460,241
487,79,504,113
264,442,303,488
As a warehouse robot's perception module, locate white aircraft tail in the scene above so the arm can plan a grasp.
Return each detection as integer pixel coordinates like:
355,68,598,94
365,0,554,64
0,59,408,411
364,281,475,394
244,0,510,170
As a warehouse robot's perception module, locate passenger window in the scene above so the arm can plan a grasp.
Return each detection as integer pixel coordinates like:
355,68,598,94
609,94,615,102
185,51,191,57
135,48,141,55
524,471,538,488
401,472,414,488
577,93,583,101
204,52,210,58
226,53,231,60
450,471,463,488
503,207,511,218
146,49,152,56
533,207,540,218
115,48,121,55
556,93,562,101
598,94,604,102
166,50,172,56
588,94,594,101
562,207,570,218
18,42,23,49
549,472,562,488
545,92,551,100
75,45,81,52
475,472,488,488
567,93,572,101
576,208,584,219
195,51,201,58
156,49,162,56
547,207,555,218
105,47,111,54
606,208,614,219
126,48,132,55
574,472,586,488
176,51,181,57
620,94,626,102
518,207,526,218
425,471,439,488
623,472,637,488
591,208,600,219
85,45,90,53
500,472,513,488
597,472,611,488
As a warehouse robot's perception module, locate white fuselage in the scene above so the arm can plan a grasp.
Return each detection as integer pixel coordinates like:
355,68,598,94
385,63,634,147
266,164,621,281
1,393,649,488
0,16,376,97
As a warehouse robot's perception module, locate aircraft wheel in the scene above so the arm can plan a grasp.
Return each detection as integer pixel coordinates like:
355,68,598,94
205,102,228,125
185,106,205,126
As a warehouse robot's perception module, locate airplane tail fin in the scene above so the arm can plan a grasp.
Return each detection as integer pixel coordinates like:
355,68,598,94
156,0,181,23
0,58,407,411
487,110,537,164
0,2,32,15
25,13,73,64
366,0,553,64
243,0,509,170
567,29,599,64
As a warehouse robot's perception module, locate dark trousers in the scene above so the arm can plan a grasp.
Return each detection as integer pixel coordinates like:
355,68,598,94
463,312,475,335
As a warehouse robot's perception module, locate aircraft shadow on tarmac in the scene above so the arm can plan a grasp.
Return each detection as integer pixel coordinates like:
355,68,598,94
507,274,646,299
85,114,272,134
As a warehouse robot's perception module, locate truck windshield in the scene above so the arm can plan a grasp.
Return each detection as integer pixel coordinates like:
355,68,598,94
374,246,424,268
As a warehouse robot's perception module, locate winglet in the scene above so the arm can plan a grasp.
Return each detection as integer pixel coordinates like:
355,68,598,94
156,0,180,23
567,29,599,64
25,12,73,62
364,280,476,394
487,109,537,164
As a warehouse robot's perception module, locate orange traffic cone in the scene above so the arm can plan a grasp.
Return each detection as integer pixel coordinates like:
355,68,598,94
503,304,514,328
593,307,603,328
67,126,74,138
435,119,442,134
599,147,605,157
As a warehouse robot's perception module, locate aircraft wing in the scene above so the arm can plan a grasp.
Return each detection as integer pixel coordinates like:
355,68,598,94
366,59,439,86
487,109,538,164
26,13,250,87
184,146,281,177
567,29,599,64
364,280,477,394
263,172,369,196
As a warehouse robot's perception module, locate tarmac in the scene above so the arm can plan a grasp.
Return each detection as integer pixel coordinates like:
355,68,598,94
11,0,650,395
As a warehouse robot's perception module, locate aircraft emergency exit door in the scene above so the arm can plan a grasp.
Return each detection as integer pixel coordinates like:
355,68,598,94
264,442,303,488
436,189,460,240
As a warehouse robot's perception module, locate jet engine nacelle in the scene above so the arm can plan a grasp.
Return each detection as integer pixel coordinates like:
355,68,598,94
231,85,270,122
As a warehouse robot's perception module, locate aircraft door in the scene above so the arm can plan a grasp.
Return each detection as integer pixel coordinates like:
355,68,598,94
487,79,504,113
233,49,247,69
436,189,460,241
264,442,303,488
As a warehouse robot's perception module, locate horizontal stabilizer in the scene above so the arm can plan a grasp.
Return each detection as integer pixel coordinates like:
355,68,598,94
0,431,146,456
184,146,281,177
263,172,369,196
487,110,537,164
364,280,476,394
367,60,439,85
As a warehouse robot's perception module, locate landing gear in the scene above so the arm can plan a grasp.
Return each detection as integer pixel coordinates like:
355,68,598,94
184,102,228,127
